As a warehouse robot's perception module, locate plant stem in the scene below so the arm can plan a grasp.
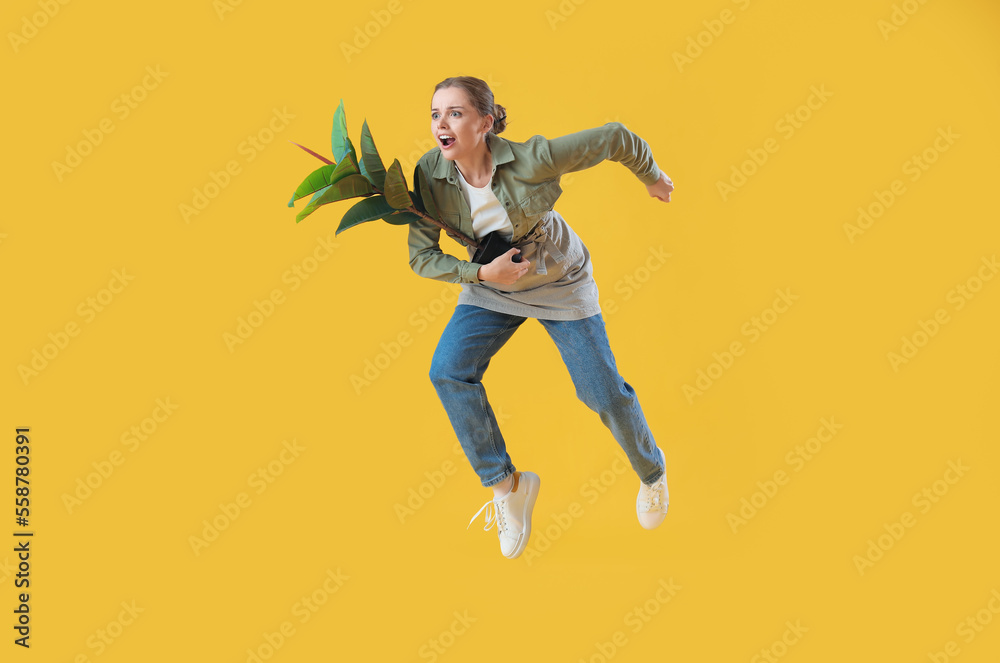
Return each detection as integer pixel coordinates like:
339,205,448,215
366,175,479,249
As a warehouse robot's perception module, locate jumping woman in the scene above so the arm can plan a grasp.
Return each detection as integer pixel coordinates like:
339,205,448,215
409,75,675,559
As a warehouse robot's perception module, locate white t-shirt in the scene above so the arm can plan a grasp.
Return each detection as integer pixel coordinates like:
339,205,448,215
455,166,514,242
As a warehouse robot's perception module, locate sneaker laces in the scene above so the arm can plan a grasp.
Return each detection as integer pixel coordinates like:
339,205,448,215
639,473,668,513
467,497,509,534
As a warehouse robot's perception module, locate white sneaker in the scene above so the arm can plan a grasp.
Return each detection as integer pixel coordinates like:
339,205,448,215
467,471,540,559
637,448,668,529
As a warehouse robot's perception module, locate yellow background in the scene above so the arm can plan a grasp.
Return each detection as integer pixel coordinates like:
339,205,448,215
4,0,999,660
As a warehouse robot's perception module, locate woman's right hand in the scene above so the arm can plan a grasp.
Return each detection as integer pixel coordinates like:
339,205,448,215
477,248,530,285
646,171,674,202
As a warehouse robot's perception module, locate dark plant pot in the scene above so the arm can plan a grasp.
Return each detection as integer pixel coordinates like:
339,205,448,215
471,231,523,265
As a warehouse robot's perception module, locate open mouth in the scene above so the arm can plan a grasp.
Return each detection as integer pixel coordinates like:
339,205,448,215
439,135,456,148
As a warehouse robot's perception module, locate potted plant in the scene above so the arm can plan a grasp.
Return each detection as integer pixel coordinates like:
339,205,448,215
286,100,479,249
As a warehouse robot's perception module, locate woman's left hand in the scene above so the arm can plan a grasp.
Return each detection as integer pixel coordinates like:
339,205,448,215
646,172,674,202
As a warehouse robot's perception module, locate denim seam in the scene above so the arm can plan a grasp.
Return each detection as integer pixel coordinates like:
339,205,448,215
482,468,514,489
471,315,522,485
625,383,661,483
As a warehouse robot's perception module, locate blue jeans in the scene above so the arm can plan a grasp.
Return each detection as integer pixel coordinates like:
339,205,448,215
429,304,663,487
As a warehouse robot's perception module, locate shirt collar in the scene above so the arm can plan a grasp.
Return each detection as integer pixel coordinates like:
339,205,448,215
431,132,514,180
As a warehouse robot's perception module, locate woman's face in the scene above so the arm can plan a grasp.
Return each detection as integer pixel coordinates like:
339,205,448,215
430,86,491,161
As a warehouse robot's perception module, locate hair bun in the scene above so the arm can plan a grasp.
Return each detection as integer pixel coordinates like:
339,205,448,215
492,103,507,135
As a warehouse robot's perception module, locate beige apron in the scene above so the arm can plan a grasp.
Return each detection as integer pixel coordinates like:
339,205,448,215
456,210,602,321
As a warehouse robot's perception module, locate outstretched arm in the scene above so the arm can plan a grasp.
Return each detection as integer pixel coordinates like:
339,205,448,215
541,121,674,202
542,122,660,183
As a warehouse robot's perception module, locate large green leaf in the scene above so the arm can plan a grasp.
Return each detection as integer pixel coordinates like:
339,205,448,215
339,198,422,234
344,137,358,167
383,211,421,225
288,153,360,213
311,173,373,204
413,164,438,221
288,163,338,207
384,159,412,210
331,99,350,163
359,120,387,191
337,195,421,235
295,175,375,223
308,184,332,205
289,152,360,208
337,195,396,234
330,150,360,181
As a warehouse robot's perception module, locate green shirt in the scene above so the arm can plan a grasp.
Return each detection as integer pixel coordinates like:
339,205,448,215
408,122,662,284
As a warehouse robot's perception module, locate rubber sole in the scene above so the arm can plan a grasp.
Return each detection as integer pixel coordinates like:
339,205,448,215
505,472,540,559
637,448,668,529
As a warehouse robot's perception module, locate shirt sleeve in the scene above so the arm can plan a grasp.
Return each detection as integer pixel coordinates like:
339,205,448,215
540,121,662,186
407,217,482,284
